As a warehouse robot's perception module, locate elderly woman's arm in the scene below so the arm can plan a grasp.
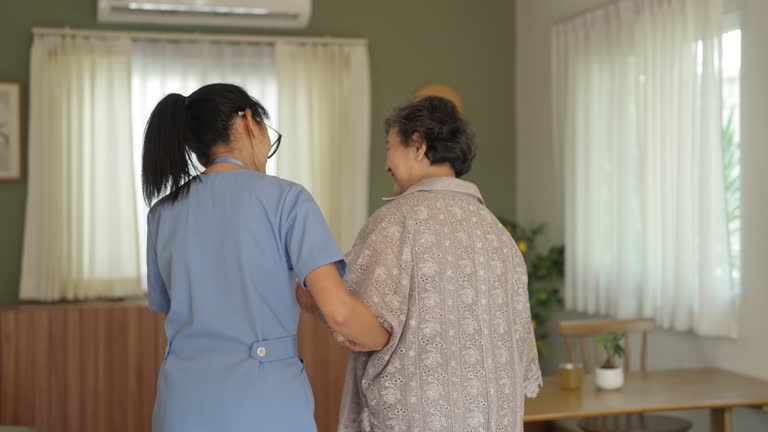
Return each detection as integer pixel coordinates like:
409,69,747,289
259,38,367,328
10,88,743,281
303,263,390,351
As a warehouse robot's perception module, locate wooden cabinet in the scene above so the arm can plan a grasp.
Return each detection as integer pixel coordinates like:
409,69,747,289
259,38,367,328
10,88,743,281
0,302,165,432
0,303,347,432
298,312,349,432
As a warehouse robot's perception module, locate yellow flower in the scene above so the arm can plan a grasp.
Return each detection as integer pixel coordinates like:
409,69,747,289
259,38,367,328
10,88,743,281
532,320,537,330
517,241,528,254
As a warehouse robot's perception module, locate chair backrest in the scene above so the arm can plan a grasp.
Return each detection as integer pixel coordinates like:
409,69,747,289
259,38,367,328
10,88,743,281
557,318,655,373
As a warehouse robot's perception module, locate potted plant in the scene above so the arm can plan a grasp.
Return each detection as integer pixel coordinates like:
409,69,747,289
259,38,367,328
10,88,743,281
595,332,625,390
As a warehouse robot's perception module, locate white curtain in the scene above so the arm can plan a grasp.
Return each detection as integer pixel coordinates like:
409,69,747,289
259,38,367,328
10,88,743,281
20,35,142,301
553,0,738,337
131,40,277,288
21,35,368,300
275,42,371,251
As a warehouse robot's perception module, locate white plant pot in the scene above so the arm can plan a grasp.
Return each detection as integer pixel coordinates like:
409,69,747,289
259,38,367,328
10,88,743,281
595,367,624,390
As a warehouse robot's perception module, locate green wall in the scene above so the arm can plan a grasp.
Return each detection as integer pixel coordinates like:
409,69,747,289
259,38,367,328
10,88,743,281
0,0,516,304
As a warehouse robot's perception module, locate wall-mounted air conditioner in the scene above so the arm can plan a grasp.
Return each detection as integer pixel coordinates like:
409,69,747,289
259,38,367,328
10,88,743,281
97,0,312,29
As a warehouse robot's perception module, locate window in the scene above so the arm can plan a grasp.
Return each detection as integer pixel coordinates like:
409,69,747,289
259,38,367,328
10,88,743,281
553,1,741,337
130,40,278,288
21,31,371,302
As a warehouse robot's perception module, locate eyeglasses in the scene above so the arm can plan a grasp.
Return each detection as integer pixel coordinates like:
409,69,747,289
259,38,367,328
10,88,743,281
237,111,282,159
265,123,282,159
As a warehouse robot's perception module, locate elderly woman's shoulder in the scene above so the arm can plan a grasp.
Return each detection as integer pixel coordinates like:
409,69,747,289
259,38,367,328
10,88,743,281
370,191,456,226
369,199,409,226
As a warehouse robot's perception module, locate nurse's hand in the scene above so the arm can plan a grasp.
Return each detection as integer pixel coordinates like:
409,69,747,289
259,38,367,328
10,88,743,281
343,338,381,353
295,282,318,314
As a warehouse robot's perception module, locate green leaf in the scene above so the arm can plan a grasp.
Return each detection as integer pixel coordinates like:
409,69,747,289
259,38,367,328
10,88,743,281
596,332,625,364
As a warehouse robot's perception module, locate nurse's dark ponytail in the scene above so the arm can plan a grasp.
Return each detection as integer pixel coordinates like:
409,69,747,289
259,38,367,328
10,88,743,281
142,93,193,206
141,83,270,206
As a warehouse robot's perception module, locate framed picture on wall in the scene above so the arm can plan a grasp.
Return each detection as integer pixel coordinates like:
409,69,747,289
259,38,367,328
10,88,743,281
0,81,22,181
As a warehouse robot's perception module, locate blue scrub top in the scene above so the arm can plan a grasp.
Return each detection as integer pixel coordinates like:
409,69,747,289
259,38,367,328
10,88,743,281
146,166,345,432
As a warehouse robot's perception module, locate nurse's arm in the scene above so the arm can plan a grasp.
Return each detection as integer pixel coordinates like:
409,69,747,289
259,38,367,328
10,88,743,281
305,263,390,351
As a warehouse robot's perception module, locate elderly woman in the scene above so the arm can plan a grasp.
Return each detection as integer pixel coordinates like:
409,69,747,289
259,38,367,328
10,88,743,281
302,96,541,432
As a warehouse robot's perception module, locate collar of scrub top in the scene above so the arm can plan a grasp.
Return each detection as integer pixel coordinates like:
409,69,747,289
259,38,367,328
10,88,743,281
208,156,247,169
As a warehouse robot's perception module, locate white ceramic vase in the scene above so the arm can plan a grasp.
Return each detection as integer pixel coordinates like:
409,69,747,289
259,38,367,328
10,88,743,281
595,367,624,390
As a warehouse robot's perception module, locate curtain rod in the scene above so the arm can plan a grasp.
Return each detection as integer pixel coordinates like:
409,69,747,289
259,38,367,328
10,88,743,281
554,0,740,27
32,26,367,46
553,0,619,26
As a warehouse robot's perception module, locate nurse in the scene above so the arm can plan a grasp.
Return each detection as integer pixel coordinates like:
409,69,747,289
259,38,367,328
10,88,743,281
141,83,389,432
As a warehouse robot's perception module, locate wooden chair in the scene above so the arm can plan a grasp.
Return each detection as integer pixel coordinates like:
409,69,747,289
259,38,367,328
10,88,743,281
553,318,692,432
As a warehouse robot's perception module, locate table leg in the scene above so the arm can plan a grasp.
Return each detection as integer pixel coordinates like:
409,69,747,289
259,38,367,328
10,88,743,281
710,408,733,432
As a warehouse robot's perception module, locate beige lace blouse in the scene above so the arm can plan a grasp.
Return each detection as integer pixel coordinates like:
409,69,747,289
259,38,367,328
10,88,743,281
338,177,542,432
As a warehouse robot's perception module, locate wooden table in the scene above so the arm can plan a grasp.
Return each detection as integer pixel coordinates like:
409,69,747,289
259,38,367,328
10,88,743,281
524,368,768,432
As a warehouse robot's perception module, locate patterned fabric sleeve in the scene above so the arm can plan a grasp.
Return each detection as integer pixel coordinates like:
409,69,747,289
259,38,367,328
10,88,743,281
509,236,543,398
337,205,412,432
343,205,411,342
